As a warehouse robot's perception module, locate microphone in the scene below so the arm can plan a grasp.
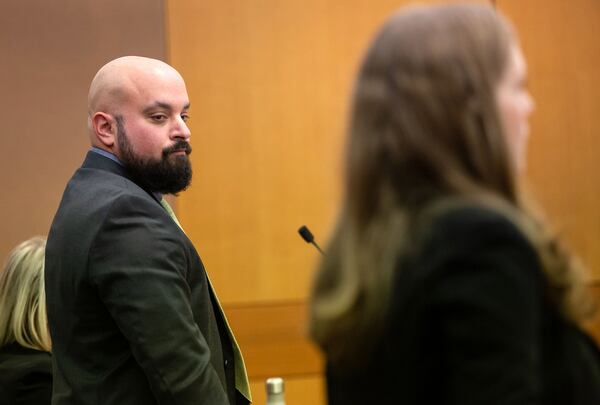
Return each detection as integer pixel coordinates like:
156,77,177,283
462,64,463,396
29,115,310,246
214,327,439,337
298,225,325,255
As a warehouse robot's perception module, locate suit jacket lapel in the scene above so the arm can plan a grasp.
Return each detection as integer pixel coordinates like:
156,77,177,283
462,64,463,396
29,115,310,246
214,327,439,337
160,198,252,402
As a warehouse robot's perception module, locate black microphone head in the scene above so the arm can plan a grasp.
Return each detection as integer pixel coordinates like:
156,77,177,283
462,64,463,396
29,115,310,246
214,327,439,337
298,225,314,243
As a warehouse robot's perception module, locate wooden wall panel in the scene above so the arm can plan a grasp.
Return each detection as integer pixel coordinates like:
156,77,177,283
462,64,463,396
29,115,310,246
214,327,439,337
166,0,487,306
167,0,406,305
0,0,166,261
497,0,600,281
226,301,325,403
225,301,321,379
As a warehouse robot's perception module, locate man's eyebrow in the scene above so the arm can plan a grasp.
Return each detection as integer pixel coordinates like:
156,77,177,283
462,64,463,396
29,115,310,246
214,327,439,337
142,101,190,113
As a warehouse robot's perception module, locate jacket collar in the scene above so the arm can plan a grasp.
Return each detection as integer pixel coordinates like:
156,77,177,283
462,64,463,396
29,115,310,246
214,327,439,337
80,151,162,205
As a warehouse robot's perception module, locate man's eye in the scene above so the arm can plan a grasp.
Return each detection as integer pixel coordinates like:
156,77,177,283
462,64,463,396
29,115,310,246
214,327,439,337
181,114,190,122
151,114,167,122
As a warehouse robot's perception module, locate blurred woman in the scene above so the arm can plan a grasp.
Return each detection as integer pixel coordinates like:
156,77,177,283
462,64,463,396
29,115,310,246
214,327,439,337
309,4,600,404
0,237,51,404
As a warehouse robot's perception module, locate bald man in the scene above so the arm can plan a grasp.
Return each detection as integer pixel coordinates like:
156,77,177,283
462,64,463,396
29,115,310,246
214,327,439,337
45,56,251,405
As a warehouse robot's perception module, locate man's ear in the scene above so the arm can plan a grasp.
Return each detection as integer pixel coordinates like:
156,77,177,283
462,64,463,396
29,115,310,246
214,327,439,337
91,112,116,148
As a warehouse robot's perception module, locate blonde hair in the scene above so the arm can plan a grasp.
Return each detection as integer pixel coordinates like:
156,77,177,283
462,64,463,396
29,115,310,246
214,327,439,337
0,236,50,352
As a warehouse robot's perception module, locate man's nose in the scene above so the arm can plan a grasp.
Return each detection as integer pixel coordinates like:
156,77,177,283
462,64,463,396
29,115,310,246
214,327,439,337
172,117,191,140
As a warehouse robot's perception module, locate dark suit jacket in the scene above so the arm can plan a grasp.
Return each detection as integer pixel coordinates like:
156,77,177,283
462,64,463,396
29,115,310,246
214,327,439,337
0,343,52,405
46,151,238,405
326,205,600,404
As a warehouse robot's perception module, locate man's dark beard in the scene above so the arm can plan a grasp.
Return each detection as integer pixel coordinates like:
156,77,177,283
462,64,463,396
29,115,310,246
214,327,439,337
116,116,192,195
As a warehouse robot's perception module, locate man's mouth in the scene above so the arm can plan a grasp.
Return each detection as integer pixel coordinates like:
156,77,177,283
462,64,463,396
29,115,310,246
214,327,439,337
164,141,192,157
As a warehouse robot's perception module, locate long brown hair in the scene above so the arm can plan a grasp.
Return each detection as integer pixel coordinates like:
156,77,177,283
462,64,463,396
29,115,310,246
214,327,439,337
309,4,590,367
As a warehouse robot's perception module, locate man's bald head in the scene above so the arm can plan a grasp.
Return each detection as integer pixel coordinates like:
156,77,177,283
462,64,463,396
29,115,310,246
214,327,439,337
88,56,184,120
86,56,189,153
